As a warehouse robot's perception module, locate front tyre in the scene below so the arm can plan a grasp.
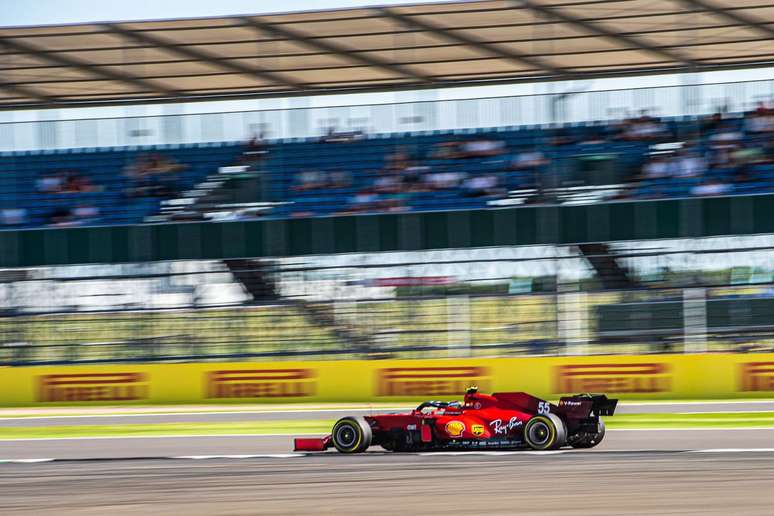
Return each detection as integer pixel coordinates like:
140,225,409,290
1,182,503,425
331,416,372,453
524,413,567,450
570,419,605,449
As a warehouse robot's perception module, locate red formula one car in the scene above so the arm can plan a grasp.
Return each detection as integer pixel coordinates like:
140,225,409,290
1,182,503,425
295,387,616,453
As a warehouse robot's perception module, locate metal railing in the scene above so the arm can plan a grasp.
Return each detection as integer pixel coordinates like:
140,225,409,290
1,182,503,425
2,238,774,365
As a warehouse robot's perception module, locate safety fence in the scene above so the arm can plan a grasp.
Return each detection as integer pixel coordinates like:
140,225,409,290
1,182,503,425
2,234,774,366
2,353,773,406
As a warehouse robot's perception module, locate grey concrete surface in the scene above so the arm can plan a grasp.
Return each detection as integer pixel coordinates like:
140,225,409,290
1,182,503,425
2,400,774,427
1,449,774,515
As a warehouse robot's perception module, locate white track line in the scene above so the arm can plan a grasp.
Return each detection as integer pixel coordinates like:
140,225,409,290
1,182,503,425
0,458,56,463
173,454,303,459
689,448,774,453
607,427,774,432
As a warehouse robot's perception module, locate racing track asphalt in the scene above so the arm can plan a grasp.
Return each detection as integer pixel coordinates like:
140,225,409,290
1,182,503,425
1,428,774,460
3,400,774,427
2,443,774,515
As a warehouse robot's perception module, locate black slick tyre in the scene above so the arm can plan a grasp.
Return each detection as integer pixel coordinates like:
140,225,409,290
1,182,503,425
331,416,372,453
524,413,567,450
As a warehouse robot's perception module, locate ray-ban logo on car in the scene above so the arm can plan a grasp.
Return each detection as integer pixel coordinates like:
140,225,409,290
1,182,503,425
554,363,671,394
206,369,316,399
376,367,490,396
38,373,148,402
739,362,774,392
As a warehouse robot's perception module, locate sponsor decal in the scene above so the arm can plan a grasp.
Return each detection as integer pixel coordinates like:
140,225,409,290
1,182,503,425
38,373,147,402
376,367,490,396
490,416,522,436
471,424,485,437
740,362,774,392
445,420,466,437
206,369,316,399
554,363,671,394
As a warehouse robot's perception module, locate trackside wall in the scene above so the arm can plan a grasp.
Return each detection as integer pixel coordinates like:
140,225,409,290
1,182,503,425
1,354,773,406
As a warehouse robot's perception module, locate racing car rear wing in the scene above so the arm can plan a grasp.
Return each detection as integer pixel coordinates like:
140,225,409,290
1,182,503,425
558,394,618,418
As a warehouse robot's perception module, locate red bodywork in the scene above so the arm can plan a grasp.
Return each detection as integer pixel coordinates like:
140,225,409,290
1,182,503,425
294,390,616,453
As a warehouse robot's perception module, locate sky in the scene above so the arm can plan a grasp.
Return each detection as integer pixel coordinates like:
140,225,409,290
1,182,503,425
0,0,456,27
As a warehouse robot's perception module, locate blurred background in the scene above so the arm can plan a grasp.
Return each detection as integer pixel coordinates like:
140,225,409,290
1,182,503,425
1,0,774,365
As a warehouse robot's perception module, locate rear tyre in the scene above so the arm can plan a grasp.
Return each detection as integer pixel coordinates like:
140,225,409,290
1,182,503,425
331,416,372,453
571,419,605,449
524,413,567,451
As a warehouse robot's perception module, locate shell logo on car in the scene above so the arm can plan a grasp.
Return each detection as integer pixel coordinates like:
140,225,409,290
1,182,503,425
445,420,466,437
471,424,485,437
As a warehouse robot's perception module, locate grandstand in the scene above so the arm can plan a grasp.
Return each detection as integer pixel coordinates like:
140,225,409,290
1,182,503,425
0,0,774,365
2,108,773,226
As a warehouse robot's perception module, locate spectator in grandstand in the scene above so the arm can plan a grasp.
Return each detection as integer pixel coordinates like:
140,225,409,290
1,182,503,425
641,155,673,179
293,169,327,191
700,111,725,135
373,173,402,194
72,204,100,224
48,205,101,227
49,207,72,226
61,171,99,193
548,128,577,146
349,189,379,212
691,179,732,196
35,172,65,193
0,208,27,226
401,165,429,191
240,132,269,165
709,123,744,150
673,150,708,178
320,127,365,143
426,169,465,190
124,153,185,198
429,140,464,159
385,147,411,170
510,149,550,170
619,111,669,141
328,170,352,188
764,139,774,163
462,174,504,197
36,170,98,194
745,102,774,134
459,137,506,158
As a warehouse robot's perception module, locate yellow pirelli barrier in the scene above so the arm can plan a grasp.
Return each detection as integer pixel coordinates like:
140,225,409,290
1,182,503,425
1,353,774,406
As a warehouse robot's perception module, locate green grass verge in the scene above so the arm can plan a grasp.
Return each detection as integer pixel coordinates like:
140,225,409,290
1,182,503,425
2,412,774,439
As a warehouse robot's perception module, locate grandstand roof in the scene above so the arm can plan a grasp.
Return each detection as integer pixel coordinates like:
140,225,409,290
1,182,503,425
1,0,773,109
